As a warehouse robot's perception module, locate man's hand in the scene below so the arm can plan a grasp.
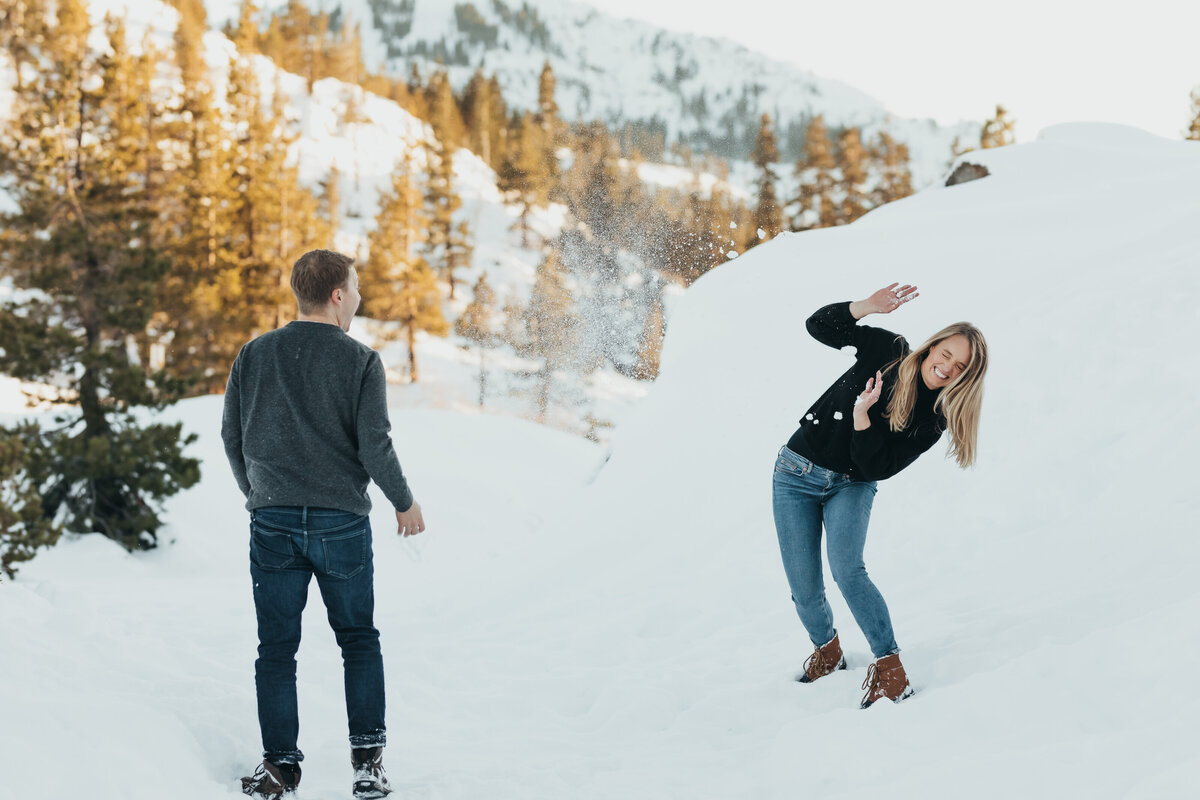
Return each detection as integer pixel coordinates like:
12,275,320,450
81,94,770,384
849,283,918,319
395,501,425,537
853,370,884,430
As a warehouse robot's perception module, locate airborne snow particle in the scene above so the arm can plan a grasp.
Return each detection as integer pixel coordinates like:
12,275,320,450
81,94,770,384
726,250,738,259
757,228,767,239
805,414,814,421
833,411,843,420
729,221,737,229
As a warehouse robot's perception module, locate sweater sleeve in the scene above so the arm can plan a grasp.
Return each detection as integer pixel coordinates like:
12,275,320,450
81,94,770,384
220,353,251,498
806,301,905,362
356,353,414,512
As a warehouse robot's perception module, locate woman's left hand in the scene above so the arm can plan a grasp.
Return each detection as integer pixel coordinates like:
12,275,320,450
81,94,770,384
853,371,883,430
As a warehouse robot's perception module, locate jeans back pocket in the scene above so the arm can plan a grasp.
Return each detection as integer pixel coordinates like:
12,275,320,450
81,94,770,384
319,525,369,580
250,526,299,570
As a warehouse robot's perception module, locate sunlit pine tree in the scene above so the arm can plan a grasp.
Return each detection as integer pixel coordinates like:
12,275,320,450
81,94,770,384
634,295,665,380
524,249,581,422
834,127,869,225
535,60,564,199
791,115,836,230
454,272,499,406
869,131,914,208
749,112,782,249
980,104,1016,148
497,112,546,247
362,159,448,383
1186,88,1200,141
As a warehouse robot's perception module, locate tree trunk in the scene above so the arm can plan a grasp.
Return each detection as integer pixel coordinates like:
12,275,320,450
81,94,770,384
407,323,418,383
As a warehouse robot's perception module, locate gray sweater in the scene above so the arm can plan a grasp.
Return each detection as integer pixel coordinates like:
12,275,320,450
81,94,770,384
221,321,414,515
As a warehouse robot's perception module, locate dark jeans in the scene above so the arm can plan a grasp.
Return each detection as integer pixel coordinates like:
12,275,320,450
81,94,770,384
249,506,386,764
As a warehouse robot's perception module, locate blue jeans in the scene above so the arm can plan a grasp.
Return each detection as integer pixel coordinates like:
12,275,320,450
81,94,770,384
771,447,899,659
249,506,386,764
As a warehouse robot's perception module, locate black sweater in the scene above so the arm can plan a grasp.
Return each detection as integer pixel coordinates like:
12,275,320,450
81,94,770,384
785,302,945,482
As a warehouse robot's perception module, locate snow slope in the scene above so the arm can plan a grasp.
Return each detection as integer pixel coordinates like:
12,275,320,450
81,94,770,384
3,123,1199,799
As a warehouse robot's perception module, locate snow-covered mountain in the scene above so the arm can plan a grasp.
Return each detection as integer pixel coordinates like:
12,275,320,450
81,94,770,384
204,0,974,185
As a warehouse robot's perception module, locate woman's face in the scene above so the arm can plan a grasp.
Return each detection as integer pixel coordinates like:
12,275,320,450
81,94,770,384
921,334,971,390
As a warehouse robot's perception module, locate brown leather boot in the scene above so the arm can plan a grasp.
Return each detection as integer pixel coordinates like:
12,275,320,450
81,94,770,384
796,632,847,683
860,653,914,708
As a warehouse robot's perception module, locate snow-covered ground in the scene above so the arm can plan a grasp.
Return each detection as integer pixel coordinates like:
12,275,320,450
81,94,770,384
4,124,1200,799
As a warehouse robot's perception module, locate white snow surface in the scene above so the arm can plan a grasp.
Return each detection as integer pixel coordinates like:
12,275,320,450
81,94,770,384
4,124,1200,798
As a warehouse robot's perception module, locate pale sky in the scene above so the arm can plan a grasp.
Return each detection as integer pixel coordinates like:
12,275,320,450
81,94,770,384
585,0,1200,142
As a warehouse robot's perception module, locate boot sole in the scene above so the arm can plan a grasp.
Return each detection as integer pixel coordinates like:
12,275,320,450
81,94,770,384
795,656,847,683
860,684,915,709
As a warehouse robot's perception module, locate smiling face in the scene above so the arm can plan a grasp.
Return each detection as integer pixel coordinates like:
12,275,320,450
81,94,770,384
921,333,971,390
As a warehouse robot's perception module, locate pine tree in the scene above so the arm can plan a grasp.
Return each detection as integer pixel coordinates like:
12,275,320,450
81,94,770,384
320,165,342,234
454,272,498,406
156,1,246,393
497,112,546,247
980,104,1016,149
524,249,580,422
1186,87,1200,141
362,160,449,382
425,70,466,149
870,131,914,208
834,127,869,225
634,296,665,380
422,134,465,299
749,112,782,248
462,69,496,166
0,421,61,577
563,121,625,245
791,115,836,230
0,4,200,552
535,60,563,197
0,0,49,92
226,37,322,341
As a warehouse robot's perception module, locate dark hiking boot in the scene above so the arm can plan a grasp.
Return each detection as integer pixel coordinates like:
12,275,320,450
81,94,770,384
240,760,300,799
796,632,847,683
860,653,915,708
352,746,393,799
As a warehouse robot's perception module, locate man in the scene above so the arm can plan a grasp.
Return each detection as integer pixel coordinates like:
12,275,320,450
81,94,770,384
222,249,425,800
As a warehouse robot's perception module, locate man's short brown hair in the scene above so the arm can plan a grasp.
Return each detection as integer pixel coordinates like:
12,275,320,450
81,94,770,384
290,249,354,314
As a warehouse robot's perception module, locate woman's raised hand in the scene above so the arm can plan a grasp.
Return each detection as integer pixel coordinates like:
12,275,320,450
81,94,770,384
852,370,884,430
862,283,919,315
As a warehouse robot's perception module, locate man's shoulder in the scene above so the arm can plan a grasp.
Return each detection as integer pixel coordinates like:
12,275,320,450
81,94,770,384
253,323,375,354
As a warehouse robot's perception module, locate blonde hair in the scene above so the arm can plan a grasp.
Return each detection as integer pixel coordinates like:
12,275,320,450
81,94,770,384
882,323,988,468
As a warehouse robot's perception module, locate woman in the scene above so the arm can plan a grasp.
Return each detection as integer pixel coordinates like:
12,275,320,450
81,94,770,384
773,282,987,708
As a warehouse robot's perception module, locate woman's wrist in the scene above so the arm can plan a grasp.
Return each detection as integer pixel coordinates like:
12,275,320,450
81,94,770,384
848,300,872,319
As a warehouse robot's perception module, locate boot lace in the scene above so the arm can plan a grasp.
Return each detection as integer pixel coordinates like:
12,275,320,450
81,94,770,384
861,663,880,697
804,646,830,678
